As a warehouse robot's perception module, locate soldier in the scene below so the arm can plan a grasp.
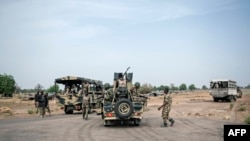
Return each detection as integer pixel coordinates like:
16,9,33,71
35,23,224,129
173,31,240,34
134,82,140,97
44,92,51,116
38,91,46,118
82,90,90,120
117,74,126,88
158,87,175,127
104,83,114,102
133,82,148,111
34,91,40,114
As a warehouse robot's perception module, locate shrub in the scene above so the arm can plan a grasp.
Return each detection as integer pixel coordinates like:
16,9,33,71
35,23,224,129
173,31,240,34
238,106,246,112
244,117,250,124
27,109,35,114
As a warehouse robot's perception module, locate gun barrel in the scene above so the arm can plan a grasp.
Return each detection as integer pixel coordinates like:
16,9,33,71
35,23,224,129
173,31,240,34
123,67,130,76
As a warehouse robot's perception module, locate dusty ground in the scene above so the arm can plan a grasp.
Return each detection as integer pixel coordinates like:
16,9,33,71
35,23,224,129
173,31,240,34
0,90,249,141
149,90,250,123
2,90,249,122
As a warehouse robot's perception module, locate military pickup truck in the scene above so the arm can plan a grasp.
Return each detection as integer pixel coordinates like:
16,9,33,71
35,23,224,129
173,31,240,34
102,67,144,126
55,76,103,114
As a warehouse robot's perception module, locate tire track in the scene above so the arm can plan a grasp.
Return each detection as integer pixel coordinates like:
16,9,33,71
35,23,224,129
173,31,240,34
178,118,222,137
141,117,163,141
61,116,83,141
77,115,104,141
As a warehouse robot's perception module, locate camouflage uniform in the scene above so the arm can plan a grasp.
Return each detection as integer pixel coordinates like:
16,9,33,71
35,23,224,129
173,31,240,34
34,91,40,114
130,87,139,101
159,88,175,127
162,94,172,123
38,91,46,118
104,88,114,103
82,94,90,119
45,93,51,115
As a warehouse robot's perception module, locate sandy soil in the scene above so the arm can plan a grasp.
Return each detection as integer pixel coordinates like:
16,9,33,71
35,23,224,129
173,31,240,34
0,90,250,122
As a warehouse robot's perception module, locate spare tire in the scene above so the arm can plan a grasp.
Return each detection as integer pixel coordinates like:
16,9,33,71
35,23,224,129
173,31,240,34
114,98,134,119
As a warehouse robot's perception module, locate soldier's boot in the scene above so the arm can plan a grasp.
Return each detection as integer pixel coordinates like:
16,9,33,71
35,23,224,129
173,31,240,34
161,123,168,128
169,118,175,127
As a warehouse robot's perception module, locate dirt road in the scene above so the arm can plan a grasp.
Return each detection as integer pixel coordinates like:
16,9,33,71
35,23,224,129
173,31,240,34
0,90,249,141
0,107,234,141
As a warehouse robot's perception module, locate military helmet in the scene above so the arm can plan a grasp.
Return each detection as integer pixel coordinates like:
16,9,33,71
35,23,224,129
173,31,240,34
104,83,111,90
134,82,140,88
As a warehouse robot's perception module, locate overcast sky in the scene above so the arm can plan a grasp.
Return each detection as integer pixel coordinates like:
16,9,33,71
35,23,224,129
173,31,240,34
0,0,250,89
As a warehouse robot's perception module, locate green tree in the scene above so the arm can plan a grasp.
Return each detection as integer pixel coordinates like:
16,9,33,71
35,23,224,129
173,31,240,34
140,83,153,94
47,84,59,93
202,85,208,90
245,84,250,89
164,85,170,91
179,83,187,91
22,89,36,93
158,85,166,91
189,84,196,91
153,85,169,91
0,73,16,97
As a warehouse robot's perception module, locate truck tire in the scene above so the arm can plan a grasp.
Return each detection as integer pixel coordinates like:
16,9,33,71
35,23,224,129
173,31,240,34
114,98,134,119
213,98,219,102
134,119,141,126
227,96,235,102
64,105,73,114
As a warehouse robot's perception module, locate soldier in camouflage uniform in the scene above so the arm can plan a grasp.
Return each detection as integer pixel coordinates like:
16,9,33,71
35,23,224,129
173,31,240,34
38,91,46,118
34,91,40,114
134,82,148,111
44,92,51,116
82,91,90,120
103,83,114,103
82,81,90,120
158,87,175,127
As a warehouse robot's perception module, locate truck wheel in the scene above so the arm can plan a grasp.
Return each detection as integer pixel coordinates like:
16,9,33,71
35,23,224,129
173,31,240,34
213,98,218,102
134,119,141,126
228,96,234,102
104,120,109,126
233,96,237,101
64,106,73,114
114,99,134,119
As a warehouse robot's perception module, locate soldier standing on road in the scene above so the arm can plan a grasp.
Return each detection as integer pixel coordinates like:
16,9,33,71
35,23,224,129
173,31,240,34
45,92,51,116
158,87,175,127
34,91,40,114
38,91,46,118
82,89,90,120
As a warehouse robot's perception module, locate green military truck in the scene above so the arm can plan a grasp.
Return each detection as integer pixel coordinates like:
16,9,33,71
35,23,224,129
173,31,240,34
55,76,103,114
102,67,144,126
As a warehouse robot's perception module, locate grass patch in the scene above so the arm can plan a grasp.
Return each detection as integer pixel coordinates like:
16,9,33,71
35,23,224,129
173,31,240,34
229,102,234,110
244,117,250,124
27,109,35,114
238,106,246,112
